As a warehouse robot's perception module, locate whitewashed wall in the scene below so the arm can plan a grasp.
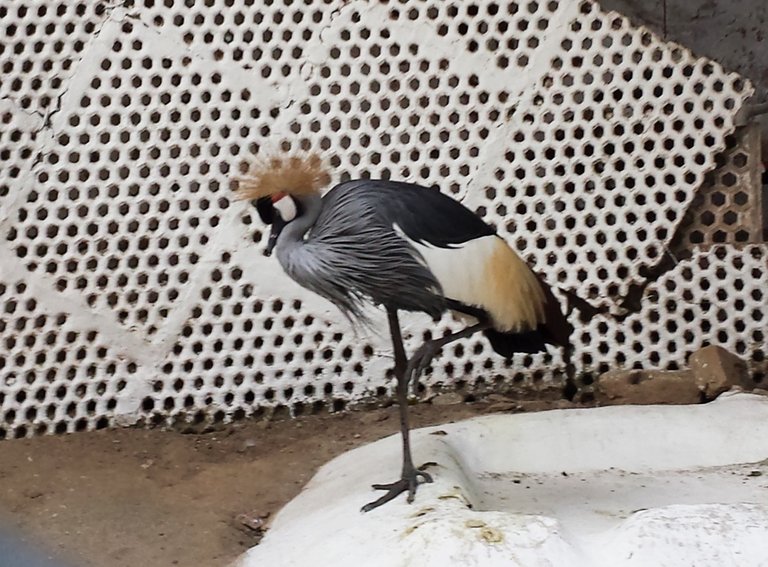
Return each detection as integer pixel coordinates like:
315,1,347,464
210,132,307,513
0,0,764,438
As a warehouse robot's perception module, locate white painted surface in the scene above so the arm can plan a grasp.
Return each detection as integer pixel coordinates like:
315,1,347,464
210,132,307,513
236,392,768,567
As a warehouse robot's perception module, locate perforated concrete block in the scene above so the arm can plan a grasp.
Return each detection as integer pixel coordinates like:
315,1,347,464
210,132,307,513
0,0,764,436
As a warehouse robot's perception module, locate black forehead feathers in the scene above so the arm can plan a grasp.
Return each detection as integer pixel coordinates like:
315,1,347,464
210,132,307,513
254,197,274,225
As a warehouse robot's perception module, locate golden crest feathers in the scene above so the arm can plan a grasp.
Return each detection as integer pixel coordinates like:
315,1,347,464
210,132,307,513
234,153,331,200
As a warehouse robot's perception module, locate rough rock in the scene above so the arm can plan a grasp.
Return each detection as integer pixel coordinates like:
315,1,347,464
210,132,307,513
431,392,465,406
359,408,391,425
595,369,700,405
688,345,751,400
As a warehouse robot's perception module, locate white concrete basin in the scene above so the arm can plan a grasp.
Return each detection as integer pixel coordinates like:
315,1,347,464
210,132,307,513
235,392,768,566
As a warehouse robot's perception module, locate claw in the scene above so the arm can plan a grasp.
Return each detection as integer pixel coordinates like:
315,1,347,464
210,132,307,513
361,465,434,513
409,344,438,396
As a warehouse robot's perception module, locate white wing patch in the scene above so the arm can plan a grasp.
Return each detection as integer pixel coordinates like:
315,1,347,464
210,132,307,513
394,225,546,332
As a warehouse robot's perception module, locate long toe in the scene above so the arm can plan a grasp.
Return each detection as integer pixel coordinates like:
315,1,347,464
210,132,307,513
413,345,436,376
362,465,435,512
416,469,433,484
410,352,436,396
361,480,409,513
371,481,401,490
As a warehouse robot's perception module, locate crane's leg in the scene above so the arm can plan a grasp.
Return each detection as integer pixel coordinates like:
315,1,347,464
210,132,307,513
410,301,493,395
361,310,492,512
408,320,492,396
361,309,432,513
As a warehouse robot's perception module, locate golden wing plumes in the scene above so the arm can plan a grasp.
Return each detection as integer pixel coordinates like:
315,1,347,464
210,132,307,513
234,153,331,200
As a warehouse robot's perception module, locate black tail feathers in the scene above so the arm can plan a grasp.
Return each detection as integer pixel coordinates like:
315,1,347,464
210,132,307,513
484,273,574,359
483,328,549,357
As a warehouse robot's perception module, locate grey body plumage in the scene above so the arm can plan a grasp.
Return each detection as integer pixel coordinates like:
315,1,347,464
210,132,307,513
275,182,446,324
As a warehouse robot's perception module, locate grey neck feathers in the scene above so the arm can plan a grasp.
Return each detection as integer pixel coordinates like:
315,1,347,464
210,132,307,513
274,194,323,264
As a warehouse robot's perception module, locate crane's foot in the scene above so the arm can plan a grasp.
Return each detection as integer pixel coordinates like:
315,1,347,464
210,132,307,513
409,342,439,396
361,466,434,513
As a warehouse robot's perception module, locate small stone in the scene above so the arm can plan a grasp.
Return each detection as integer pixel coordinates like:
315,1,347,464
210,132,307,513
595,369,700,405
235,511,270,543
431,392,464,406
688,345,751,400
486,394,513,404
487,401,517,413
237,439,257,453
359,409,390,424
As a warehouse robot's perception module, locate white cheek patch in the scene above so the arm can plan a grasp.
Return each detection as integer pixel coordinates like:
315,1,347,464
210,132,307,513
273,196,297,222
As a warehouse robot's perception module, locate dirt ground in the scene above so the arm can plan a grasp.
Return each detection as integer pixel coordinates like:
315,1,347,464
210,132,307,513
0,398,573,567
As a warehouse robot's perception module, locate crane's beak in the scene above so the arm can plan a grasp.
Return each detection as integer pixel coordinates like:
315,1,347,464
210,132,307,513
264,218,285,257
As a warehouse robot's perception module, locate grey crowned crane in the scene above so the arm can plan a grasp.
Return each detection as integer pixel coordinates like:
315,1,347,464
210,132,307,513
235,154,572,512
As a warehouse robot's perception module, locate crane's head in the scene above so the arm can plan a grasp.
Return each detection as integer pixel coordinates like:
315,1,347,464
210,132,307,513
259,192,300,256
233,153,330,256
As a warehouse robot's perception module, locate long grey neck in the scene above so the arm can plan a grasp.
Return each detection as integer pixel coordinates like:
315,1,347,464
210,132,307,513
274,194,323,265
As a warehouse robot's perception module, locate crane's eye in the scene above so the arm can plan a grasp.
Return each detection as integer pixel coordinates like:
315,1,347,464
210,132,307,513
273,195,297,222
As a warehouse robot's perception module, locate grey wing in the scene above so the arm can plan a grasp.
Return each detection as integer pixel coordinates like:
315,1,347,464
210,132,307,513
298,184,446,323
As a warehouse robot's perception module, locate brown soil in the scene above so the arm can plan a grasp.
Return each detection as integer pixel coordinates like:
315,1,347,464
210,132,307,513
0,399,572,567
